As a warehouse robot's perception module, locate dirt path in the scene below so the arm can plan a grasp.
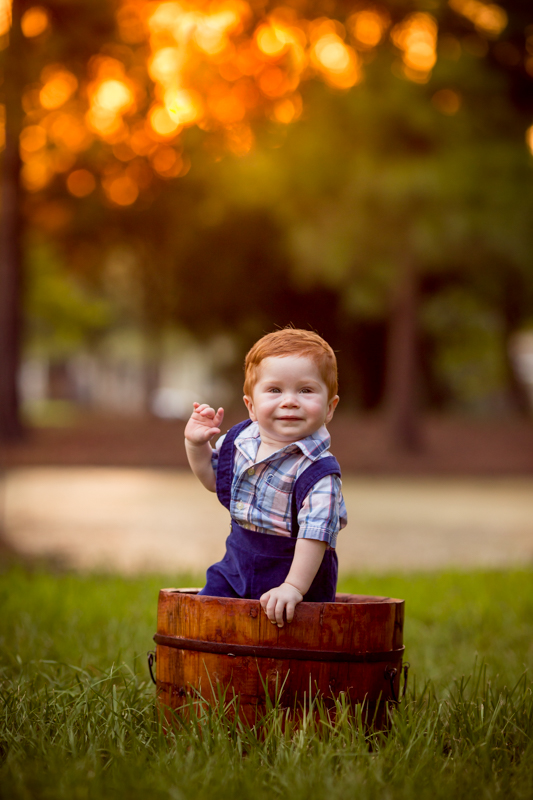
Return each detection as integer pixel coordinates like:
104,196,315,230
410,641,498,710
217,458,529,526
3,468,533,574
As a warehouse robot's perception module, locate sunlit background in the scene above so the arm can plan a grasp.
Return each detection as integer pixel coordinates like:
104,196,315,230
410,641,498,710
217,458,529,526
1,0,533,423
0,0,533,574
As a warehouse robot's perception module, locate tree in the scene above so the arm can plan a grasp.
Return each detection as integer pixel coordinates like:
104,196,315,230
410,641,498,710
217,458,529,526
0,0,26,440
0,0,117,440
1,0,532,445
205,5,533,447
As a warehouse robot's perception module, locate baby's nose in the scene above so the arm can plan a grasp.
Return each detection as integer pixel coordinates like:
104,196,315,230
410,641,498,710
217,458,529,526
281,393,299,406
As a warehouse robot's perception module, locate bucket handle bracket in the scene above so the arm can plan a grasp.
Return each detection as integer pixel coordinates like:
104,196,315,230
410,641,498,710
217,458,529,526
385,662,410,703
147,650,157,685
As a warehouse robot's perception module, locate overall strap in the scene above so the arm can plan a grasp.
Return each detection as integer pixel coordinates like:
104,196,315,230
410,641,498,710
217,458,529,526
215,419,253,510
290,456,341,538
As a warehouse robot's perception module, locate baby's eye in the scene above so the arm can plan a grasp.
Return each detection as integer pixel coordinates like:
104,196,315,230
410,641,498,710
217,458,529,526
267,387,281,393
300,387,313,393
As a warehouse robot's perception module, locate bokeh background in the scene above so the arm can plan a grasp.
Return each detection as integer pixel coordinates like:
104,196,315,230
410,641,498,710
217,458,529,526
1,0,533,576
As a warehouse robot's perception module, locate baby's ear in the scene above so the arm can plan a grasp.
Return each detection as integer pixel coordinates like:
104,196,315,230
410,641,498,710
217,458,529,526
243,395,256,421
326,395,340,423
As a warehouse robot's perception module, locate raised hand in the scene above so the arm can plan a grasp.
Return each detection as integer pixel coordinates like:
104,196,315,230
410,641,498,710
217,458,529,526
184,402,224,445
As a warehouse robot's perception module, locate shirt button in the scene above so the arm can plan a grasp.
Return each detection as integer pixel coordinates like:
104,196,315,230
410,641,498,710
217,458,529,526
247,467,255,476
236,501,244,510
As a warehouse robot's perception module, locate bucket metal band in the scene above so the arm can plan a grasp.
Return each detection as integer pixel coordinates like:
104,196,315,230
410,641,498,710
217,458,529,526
153,633,405,664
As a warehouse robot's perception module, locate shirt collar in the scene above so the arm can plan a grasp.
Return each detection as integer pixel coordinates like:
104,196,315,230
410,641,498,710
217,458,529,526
294,425,331,460
235,421,331,463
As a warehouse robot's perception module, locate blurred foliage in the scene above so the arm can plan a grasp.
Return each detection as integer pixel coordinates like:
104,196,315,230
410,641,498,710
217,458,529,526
422,288,506,412
24,242,113,358
2,0,533,413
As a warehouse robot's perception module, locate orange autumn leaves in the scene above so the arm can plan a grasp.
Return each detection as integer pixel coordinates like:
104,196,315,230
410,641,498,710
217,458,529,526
1,0,519,206
15,0,384,204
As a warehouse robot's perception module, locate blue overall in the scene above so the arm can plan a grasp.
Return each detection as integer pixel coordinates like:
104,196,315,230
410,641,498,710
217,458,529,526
199,420,340,602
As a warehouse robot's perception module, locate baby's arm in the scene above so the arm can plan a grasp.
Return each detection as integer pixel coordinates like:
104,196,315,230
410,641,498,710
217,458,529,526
184,402,224,492
260,539,327,627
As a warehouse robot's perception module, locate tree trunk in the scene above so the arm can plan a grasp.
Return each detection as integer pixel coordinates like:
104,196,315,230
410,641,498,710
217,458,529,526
0,0,25,442
383,259,423,452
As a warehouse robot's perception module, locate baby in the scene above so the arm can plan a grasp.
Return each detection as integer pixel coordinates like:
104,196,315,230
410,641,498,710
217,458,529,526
184,328,347,627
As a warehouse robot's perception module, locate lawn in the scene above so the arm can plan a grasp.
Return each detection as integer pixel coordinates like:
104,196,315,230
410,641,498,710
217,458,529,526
1,567,532,800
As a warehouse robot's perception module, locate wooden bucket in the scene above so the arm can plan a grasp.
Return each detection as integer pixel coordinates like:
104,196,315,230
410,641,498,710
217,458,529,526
153,589,406,725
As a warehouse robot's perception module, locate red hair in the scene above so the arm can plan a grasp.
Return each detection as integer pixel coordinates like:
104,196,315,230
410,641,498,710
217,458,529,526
243,329,338,399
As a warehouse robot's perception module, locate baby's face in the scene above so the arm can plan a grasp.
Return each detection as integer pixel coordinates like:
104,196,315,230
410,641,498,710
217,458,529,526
244,355,339,447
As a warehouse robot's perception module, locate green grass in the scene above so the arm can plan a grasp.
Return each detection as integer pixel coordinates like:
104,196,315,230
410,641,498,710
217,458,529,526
1,567,532,800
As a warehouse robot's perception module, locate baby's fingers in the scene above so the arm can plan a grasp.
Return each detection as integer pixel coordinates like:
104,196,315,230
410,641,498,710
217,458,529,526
274,599,285,627
199,405,217,419
265,595,285,627
213,407,224,427
285,599,298,624
191,402,210,418
191,404,221,428
260,591,279,626
259,590,271,613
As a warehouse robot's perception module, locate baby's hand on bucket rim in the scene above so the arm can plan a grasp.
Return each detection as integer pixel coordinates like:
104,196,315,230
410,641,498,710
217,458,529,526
185,403,224,445
260,583,304,628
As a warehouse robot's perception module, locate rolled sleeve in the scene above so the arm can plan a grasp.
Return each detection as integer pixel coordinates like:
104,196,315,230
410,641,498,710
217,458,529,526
296,474,347,548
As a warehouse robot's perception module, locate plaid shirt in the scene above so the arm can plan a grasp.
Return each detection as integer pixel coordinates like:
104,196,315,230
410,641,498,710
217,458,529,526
211,421,347,548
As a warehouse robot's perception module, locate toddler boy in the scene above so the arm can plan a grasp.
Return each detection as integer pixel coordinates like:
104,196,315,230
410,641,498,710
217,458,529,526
185,328,347,627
